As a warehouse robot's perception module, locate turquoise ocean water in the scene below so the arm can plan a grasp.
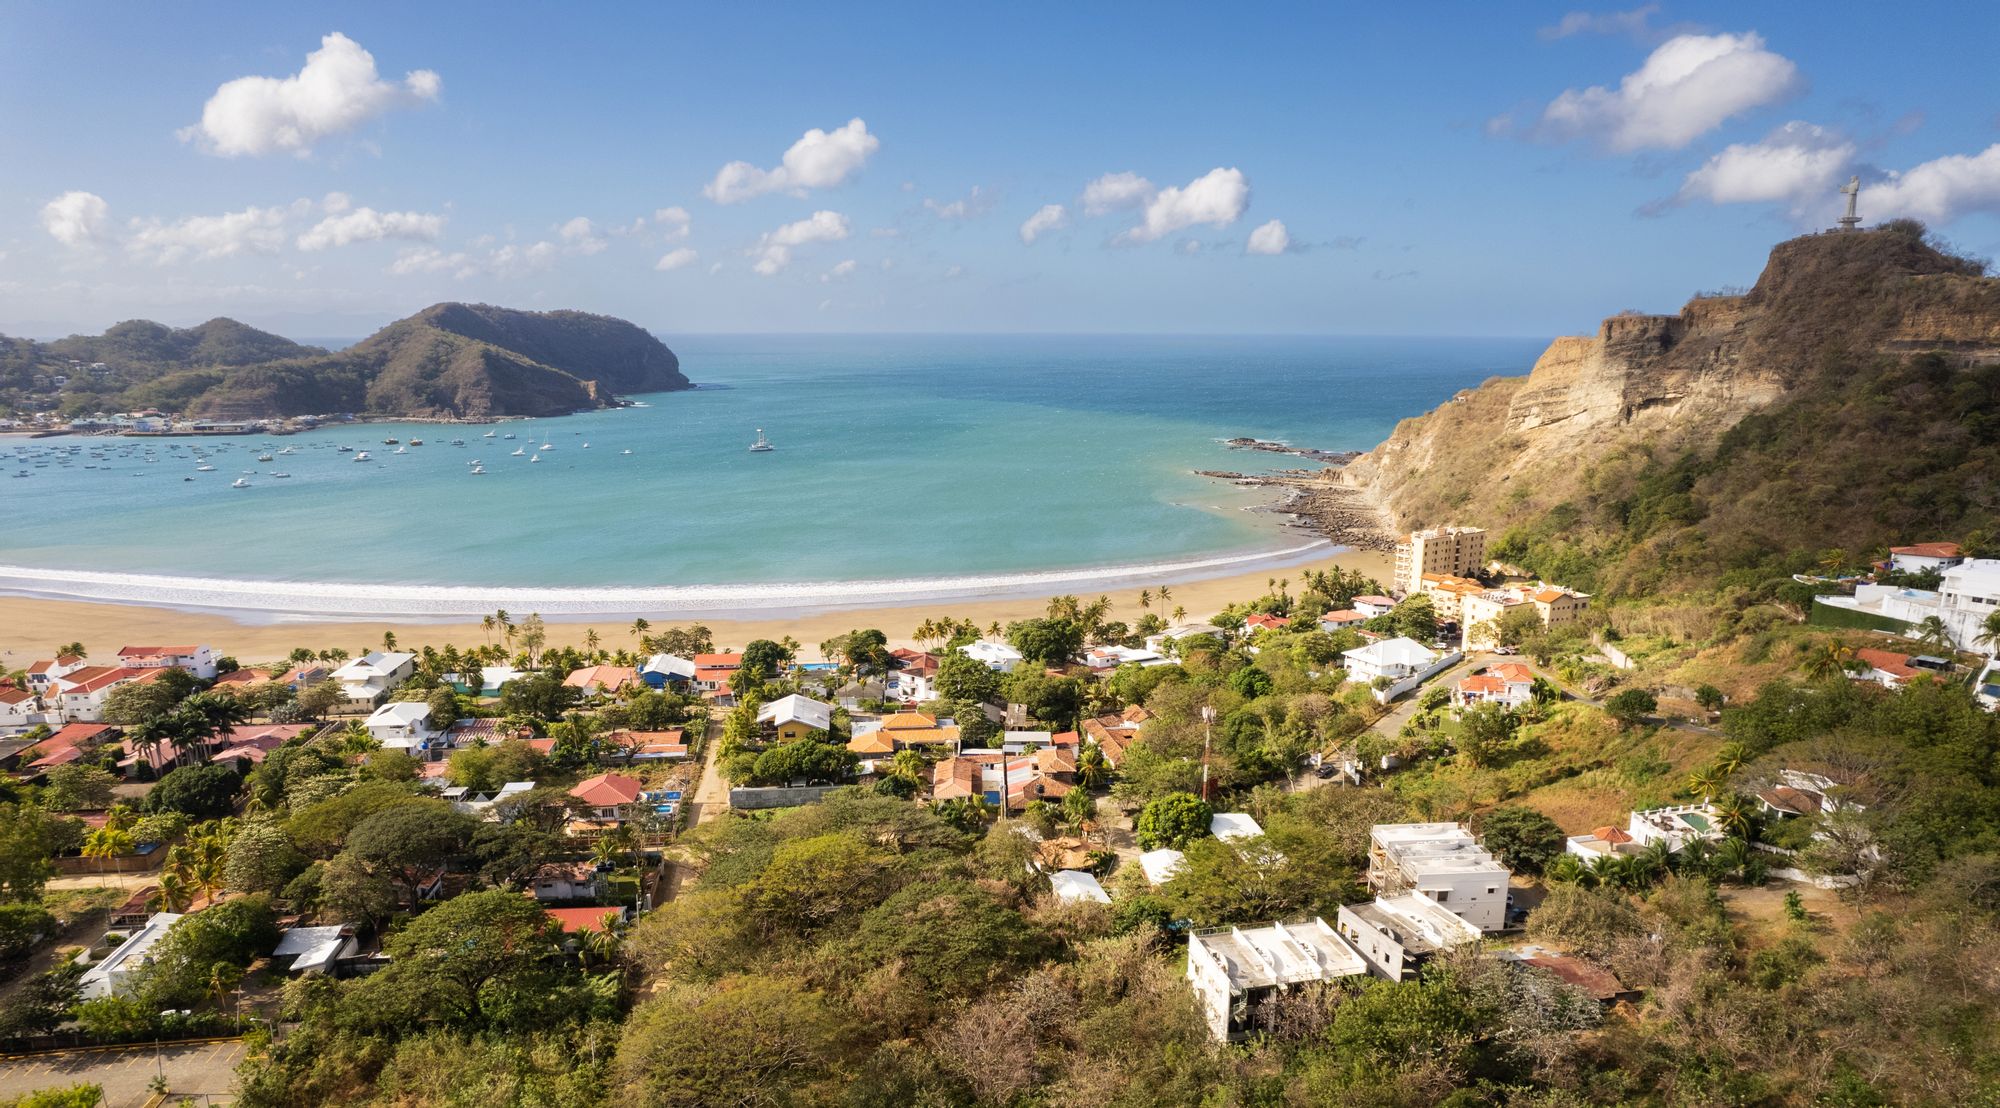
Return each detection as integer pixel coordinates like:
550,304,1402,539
0,335,1540,610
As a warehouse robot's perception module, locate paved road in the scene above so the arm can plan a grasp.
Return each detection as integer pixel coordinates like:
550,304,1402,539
0,1039,242,1106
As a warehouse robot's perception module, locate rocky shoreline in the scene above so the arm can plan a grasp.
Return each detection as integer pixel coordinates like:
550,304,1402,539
1198,466,1396,551
1221,437,1360,464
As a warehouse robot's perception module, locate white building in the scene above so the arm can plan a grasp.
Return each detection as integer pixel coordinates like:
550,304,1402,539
1139,848,1187,885
1624,803,1725,852
1336,891,1482,981
332,651,417,705
1367,823,1511,933
272,925,357,975
1342,637,1439,683
1210,812,1265,842
0,687,44,733
1815,558,2000,652
1084,644,1170,670
80,912,183,999
1186,918,1368,1041
959,641,1025,672
50,666,149,723
1049,870,1112,905
639,653,697,687
1888,542,1964,576
365,701,440,750
1143,624,1227,655
756,693,835,733
113,645,217,680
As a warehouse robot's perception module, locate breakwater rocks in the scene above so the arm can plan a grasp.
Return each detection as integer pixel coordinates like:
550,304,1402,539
1197,468,1394,551
1222,437,1360,463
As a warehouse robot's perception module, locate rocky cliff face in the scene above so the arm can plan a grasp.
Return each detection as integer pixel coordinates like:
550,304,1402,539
1342,226,2000,532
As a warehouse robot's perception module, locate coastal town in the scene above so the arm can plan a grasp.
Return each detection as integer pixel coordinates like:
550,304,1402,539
3,517,1995,1099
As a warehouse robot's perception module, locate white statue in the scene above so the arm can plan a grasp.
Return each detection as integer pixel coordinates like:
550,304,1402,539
1837,176,1861,230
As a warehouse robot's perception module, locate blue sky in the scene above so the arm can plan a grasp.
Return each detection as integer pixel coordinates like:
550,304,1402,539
3,1,1997,338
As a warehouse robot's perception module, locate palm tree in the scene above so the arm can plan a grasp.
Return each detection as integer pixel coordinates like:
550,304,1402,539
1588,853,1628,890
382,631,398,652
1802,639,1856,682
1685,766,1724,799
1713,837,1751,882
151,870,194,913
481,614,496,645
1819,548,1847,578
1711,795,1752,838
630,618,650,645
1138,589,1151,610
1976,610,2000,659
58,641,86,660
1171,606,1187,623
1711,742,1747,777
1633,839,1675,886
584,629,601,655
1910,615,1957,658
889,749,925,784
1544,852,1588,885
81,826,134,874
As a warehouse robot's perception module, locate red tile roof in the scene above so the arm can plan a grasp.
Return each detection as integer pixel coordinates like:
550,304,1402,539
1320,610,1368,624
692,653,742,668
569,772,643,807
1856,648,1919,681
116,645,200,657
211,668,273,687
1245,614,1290,629
28,655,82,674
1490,663,1536,684
563,665,637,691
1890,542,1962,558
0,687,33,706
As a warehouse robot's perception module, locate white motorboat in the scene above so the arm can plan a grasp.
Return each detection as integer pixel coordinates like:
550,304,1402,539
257,453,274,462
749,428,774,452
394,446,408,454
271,472,291,479
620,449,633,455
354,451,372,462
483,430,496,438
196,464,216,472
231,477,250,488
530,454,541,463
470,464,486,475
409,438,423,446
512,447,526,456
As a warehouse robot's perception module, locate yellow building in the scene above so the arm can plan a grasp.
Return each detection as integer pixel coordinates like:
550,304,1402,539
1393,527,1487,596
1418,573,1486,623
1460,583,1589,649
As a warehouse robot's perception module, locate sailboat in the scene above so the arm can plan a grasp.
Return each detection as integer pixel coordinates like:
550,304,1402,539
511,447,526,456
530,453,541,463
231,477,251,488
469,463,487,475
483,430,496,438
749,428,774,452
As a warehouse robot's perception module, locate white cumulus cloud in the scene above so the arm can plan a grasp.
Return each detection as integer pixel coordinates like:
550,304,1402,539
1245,219,1291,255
1019,203,1068,244
42,191,109,247
181,32,441,157
297,205,445,251
655,247,699,272
704,118,879,204
557,216,609,255
1119,167,1250,243
1531,32,1800,151
654,206,692,239
389,246,472,277
1082,171,1155,215
752,210,850,276
1674,121,1854,213
821,259,858,282
127,205,294,264
1870,144,2000,226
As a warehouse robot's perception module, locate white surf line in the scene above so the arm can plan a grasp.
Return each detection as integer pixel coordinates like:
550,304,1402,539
0,539,1337,620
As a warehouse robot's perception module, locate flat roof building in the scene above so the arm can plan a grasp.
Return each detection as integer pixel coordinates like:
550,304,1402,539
1186,918,1368,1041
1367,823,1511,933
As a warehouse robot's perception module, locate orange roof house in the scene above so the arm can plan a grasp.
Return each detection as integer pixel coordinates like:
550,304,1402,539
569,772,644,808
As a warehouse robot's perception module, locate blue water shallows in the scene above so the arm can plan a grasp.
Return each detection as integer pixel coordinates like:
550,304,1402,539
0,334,1539,606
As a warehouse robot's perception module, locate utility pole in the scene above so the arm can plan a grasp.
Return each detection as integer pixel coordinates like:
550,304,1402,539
1199,705,1215,803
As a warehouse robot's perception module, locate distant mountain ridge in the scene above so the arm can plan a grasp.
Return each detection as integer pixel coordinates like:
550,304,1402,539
1,303,690,420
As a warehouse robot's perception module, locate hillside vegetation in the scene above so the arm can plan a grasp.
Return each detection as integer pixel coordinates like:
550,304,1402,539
1,303,690,420
1345,221,2000,598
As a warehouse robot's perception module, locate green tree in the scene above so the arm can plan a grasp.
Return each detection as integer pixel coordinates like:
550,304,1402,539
224,818,306,894
42,765,117,812
616,976,845,1107
935,650,1001,703
134,894,278,1008
0,805,59,901
499,672,582,722
1136,791,1213,850
1004,617,1085,668
1603,688,1658,729
1389,594,1439,643
343,802,476,911
1456,703,1522,767
342,888,578,1031
143,762,244,820
1476,805,1567,874
750,740,858,787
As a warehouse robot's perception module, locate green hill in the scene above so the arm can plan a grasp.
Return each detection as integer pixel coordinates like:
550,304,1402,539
1,304,690,420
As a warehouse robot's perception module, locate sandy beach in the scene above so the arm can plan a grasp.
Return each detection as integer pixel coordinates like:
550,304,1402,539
0,548,1390,668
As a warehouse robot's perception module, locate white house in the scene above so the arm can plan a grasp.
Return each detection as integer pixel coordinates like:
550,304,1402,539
332,651,417,705
25,654,86,694
1625,803,1726,852
1367,823,1511,933
1083,645,1169,670
1139,848,1187,885
0,687,44,733
757,693,835,736
960,641,1025,672
1186,918,1368,1041
1352,595,1397,617
1342,637,1439,683
80,912,183,999
1143,624,1226,655
1937,559,2000,651
1888,542,1964,575
272,925,356,975
1335,891,1482,982
50,666,149,723
1049,870,1112,905
365,701,439,750
114,644,217,680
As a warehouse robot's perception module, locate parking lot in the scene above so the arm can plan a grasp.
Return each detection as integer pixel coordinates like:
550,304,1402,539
0,1038,242,1106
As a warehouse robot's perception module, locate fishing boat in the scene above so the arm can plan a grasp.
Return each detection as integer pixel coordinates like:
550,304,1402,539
749,428,774,452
